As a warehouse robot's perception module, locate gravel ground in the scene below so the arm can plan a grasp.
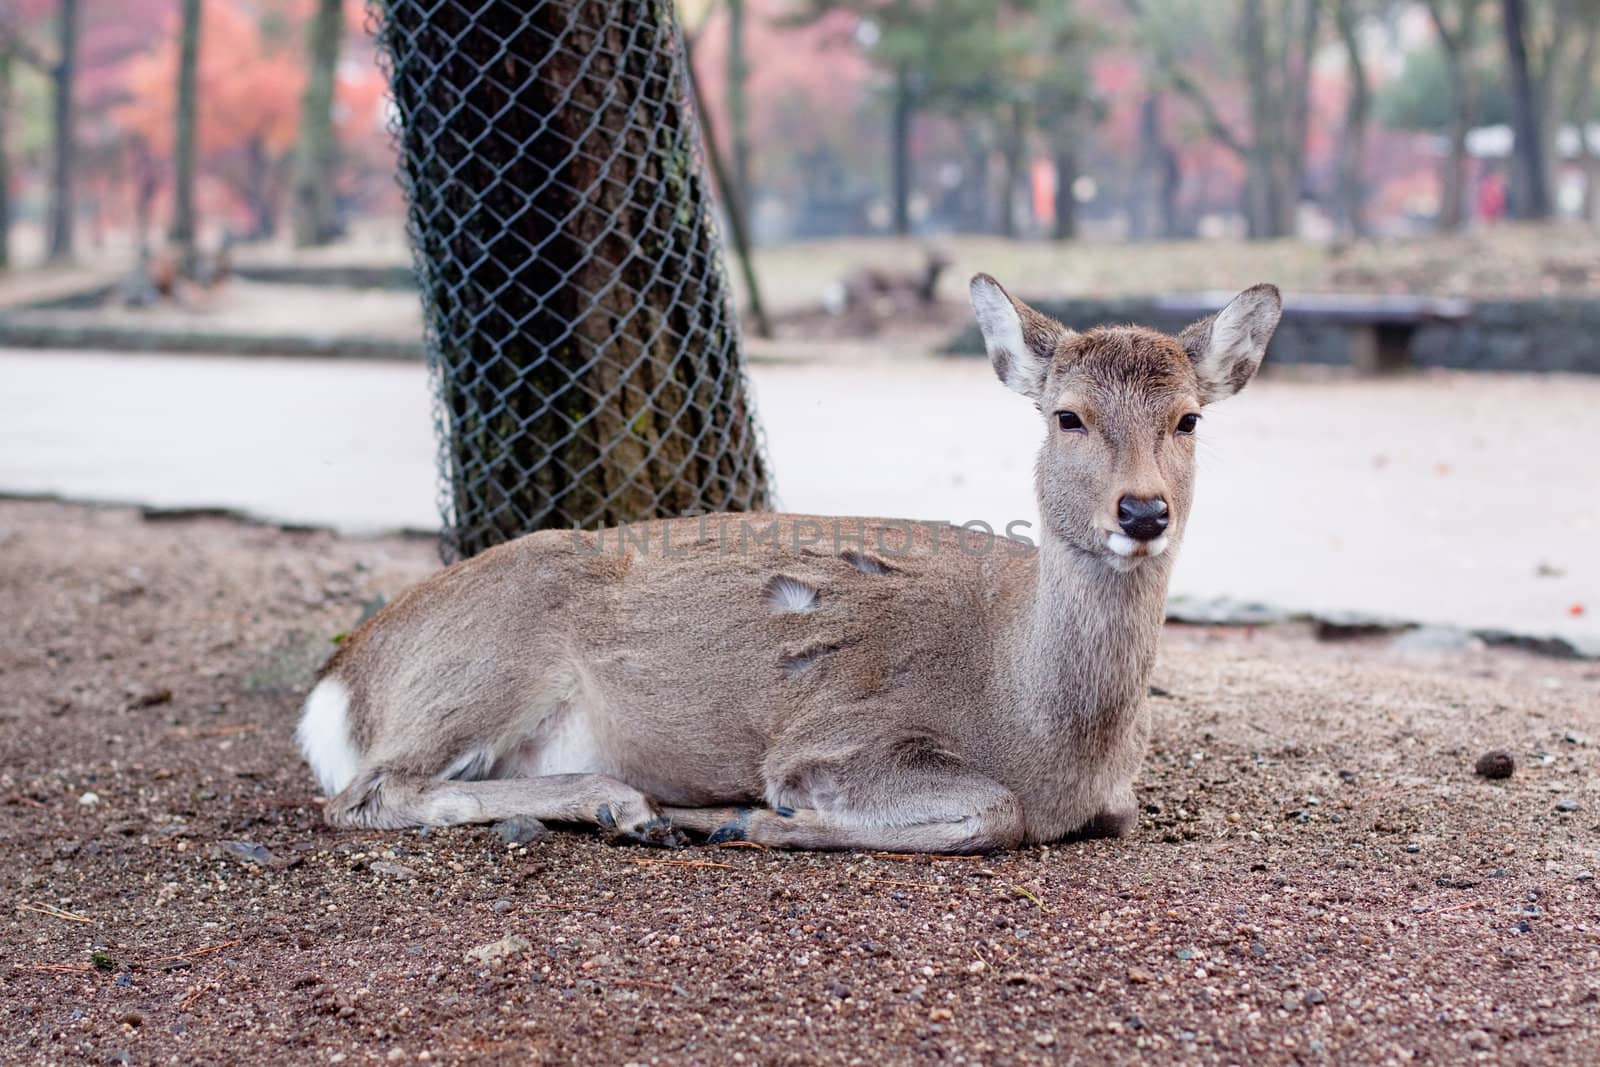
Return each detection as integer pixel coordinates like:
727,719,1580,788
2,500,1597,1066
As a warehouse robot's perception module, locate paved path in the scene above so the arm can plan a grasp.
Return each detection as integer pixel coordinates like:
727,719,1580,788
1,348,1594,649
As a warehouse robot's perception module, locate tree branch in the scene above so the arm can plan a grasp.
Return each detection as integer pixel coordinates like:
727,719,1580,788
1167,69,1250,157
0,2,54,72
1121,0,1250,158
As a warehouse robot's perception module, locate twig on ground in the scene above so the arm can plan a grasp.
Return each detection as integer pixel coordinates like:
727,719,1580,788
525,903,611,915
14,963,93,973
5,794,49,810
714,840,766,850
870,852,982,863
607,977,681,994
137,939,241,966
999,883,1050,913
17,901,93,925
178,982,215,1011
171,723,257,739
630,859,733,869
1416,899,1493,916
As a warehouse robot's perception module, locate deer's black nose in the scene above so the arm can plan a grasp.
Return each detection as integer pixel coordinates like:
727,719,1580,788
1117,496,1169,542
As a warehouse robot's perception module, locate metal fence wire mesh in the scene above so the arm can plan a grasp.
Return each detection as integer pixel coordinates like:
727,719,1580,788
376,0,774,561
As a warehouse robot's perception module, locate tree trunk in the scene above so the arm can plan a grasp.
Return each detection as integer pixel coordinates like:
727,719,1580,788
379,0,771,557
1281,0,1322,237
292,0,344,247
1158,138,1182,238
0,49,11,271
1441,52,1471,230
1000,100,1027,238
1241,0,1278,238
726,0,750,216
960,124,990,232
1129,94,1159,240
45,0,79,264
890,60,913,235
1052,133,1078,241
1503,0,1553,218
1427,1,1474,230
683,31,770,338
1334,0,1370,237
171,0,202,273
1568,13,1599,221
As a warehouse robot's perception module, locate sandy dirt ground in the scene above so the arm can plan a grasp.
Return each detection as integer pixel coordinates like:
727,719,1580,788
1,499,1597,1065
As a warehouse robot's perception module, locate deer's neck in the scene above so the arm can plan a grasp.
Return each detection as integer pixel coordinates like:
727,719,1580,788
1009,531,1172,730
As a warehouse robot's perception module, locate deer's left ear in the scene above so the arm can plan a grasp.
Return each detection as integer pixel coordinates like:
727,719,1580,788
1180,283,1282,404
969,273,1074,403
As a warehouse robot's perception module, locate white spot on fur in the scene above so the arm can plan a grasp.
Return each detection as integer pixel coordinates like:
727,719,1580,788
297,677,359,795
526,713,604,777
766,576,818,614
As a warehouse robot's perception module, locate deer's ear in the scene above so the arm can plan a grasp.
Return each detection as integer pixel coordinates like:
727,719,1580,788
969,274,1071,403
1180,283,1282,404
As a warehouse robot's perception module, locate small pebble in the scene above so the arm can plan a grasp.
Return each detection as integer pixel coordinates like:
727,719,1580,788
1033,1031,1056,1048
493,815,548,846
465,934,530,965
1555,798,1582,813
369,861,419,881
78,792,100,807
1474,750,1514,780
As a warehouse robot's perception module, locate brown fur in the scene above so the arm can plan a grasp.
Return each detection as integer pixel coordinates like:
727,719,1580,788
299,277,1281,853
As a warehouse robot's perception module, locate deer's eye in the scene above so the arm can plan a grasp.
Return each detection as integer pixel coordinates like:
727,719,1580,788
1175,413,1200,435
1057,411,1085,433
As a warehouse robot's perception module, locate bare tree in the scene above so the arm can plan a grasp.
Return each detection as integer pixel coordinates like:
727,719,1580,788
1129,0,1322,239
0,4,57,269
170,0,201,272
1425,0,1482,230
292,0,344,247
1500,0,1584,219
44,0,78,263
1334,0,1371,236
1565,4,1600,219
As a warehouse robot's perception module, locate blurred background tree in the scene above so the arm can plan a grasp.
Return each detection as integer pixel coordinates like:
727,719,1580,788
10,0,1600,268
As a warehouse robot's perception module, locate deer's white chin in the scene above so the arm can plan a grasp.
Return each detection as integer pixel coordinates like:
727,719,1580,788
1105,531,1169,569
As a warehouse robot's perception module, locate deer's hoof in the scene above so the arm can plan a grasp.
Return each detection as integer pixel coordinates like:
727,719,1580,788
624,816,688,849
706,808,751,844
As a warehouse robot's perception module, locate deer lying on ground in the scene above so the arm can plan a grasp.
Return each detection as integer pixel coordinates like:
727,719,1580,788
298,275,1281,852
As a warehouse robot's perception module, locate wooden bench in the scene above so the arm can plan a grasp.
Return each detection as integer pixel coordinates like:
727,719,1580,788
1154,292,1474,374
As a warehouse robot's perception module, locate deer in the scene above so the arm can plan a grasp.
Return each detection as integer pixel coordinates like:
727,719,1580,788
297,275,1282,853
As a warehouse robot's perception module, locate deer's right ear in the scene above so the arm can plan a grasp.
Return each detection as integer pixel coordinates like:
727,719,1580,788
969,274,1068,402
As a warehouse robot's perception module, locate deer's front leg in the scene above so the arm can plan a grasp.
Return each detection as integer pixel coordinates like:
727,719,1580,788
662,732,1026,854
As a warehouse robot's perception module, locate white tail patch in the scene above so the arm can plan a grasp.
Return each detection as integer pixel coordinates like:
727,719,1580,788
297,676,360,795
765,575,819,614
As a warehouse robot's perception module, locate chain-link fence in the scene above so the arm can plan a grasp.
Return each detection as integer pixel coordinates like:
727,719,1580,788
376,0,773,562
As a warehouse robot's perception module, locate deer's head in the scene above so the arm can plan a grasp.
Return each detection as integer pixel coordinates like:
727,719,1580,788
969,275,1281,571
